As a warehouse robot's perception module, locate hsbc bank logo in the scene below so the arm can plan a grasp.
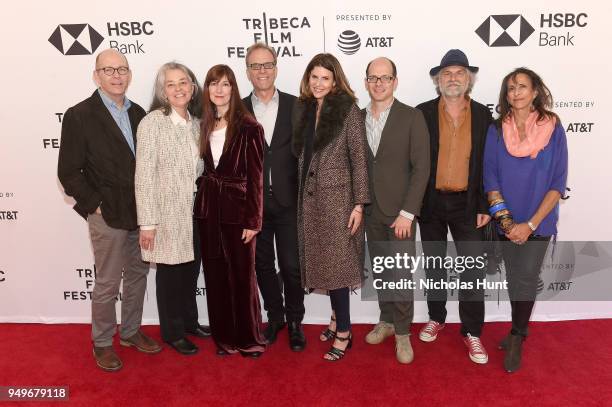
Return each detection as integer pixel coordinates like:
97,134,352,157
475,15,534,47
49,24,104,55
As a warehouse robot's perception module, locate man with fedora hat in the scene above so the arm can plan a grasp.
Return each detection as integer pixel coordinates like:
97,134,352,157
416,49,493,364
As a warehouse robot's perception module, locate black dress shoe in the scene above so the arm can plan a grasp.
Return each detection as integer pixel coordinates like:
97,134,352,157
263,321,286,344
288,321,306,352
240,350,263,359
166,338,198,355
186,324,211,338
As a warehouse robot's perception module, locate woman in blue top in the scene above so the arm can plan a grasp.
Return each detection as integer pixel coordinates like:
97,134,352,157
484,67,568,373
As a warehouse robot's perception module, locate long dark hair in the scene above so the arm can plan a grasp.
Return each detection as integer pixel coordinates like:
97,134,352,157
199,64,251,156
149,62,202,118
298,53,356,102
496,67,559,128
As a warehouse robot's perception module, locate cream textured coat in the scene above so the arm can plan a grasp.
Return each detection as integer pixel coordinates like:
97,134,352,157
135,109,203,264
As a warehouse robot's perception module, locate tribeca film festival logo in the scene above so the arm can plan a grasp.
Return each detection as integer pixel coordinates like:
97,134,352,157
49,21,154,56
226,13,311,58
476,12,588,47
64,265,126,301
43,112,65,149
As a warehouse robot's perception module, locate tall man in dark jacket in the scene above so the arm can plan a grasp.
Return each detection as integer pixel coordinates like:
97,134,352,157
242,43,305,351
58,49,161,372
416,49,492,364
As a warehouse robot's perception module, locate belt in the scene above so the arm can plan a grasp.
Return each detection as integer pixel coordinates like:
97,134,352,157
436,189,467,195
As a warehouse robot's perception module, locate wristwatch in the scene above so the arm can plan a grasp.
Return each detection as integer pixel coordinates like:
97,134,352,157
527,221,537,232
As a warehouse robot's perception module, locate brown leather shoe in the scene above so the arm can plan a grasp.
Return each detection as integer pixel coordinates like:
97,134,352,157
93,346,122,372
120,330,162,354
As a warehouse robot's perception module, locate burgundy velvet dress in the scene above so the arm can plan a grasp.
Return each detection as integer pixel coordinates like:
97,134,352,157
194,114,266,354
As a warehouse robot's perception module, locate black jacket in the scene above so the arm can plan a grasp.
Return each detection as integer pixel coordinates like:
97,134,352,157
243,90,298,208
58,90,146,230
416,97,493,223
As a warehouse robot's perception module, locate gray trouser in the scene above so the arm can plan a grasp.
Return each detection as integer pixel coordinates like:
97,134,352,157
87,213,149,347
366,202,415,335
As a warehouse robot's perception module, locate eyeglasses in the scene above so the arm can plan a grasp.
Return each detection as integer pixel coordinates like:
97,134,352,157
366,75,394,84
97,66,130,76
247,62,276,71
165,80,194,92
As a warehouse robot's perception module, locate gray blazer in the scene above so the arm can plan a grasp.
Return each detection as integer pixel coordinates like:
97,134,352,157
363,99,430,217
135,110,203,264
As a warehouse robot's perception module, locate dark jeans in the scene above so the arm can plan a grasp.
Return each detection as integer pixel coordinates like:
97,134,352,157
419,191,485,337
255,192,305,323
156,219,201,342
500,234,551,337
330,287,351,332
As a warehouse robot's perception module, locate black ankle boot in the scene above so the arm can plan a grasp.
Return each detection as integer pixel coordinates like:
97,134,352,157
498,333,511,350
504,334,524,373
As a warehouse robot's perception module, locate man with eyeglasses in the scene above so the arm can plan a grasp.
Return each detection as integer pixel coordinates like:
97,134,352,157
242,43,306,351
58,49,161,372
362,57,430,364
415,49,493,364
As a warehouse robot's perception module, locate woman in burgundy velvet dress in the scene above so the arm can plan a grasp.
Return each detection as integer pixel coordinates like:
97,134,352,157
194,64,266,357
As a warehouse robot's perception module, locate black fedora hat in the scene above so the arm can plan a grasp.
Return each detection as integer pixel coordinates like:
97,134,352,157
429,49,479,76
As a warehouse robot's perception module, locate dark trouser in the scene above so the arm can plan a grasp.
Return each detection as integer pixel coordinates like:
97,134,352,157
500,235,550,337
419,192,485,337
255,192,304,323
156,219,201,342
199,221,265,354
330,287,351,332
366,202,415,335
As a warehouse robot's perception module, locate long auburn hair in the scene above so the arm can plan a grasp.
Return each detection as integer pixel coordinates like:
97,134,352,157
200,64,250,156
496,67,559,129
298,53,356,102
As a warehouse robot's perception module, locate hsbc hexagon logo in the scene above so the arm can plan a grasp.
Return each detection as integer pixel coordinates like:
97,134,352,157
475,15,534,47
49,24,104,55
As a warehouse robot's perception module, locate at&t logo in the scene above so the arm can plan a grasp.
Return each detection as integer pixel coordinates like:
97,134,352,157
337,30,394,55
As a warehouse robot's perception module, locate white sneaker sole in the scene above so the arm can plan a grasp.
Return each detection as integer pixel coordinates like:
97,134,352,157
419,332,438,342
468,353,489,364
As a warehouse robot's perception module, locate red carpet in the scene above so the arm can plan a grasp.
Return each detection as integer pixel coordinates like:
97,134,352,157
1,321,611,406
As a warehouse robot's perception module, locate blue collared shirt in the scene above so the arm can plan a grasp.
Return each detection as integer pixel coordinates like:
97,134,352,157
98,89,135,155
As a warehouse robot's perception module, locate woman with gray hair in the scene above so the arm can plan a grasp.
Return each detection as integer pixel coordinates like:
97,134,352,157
135,62,210,355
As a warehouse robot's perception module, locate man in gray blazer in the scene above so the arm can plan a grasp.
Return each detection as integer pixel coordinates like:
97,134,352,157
58,49,161,372
362,57,430,364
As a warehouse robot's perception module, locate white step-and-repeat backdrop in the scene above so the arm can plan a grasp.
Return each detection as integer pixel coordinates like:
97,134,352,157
1,0,610,324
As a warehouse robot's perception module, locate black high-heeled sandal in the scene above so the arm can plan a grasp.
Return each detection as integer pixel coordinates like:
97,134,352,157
323,332,352,361
320,315,337,342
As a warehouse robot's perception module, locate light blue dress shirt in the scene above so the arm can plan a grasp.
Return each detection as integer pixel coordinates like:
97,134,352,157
98,89,135,155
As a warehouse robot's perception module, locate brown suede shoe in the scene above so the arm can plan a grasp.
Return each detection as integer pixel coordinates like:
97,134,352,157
120,330,162,354
93,346,122,372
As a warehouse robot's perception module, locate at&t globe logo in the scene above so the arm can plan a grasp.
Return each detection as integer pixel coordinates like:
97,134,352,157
337,30,361,55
